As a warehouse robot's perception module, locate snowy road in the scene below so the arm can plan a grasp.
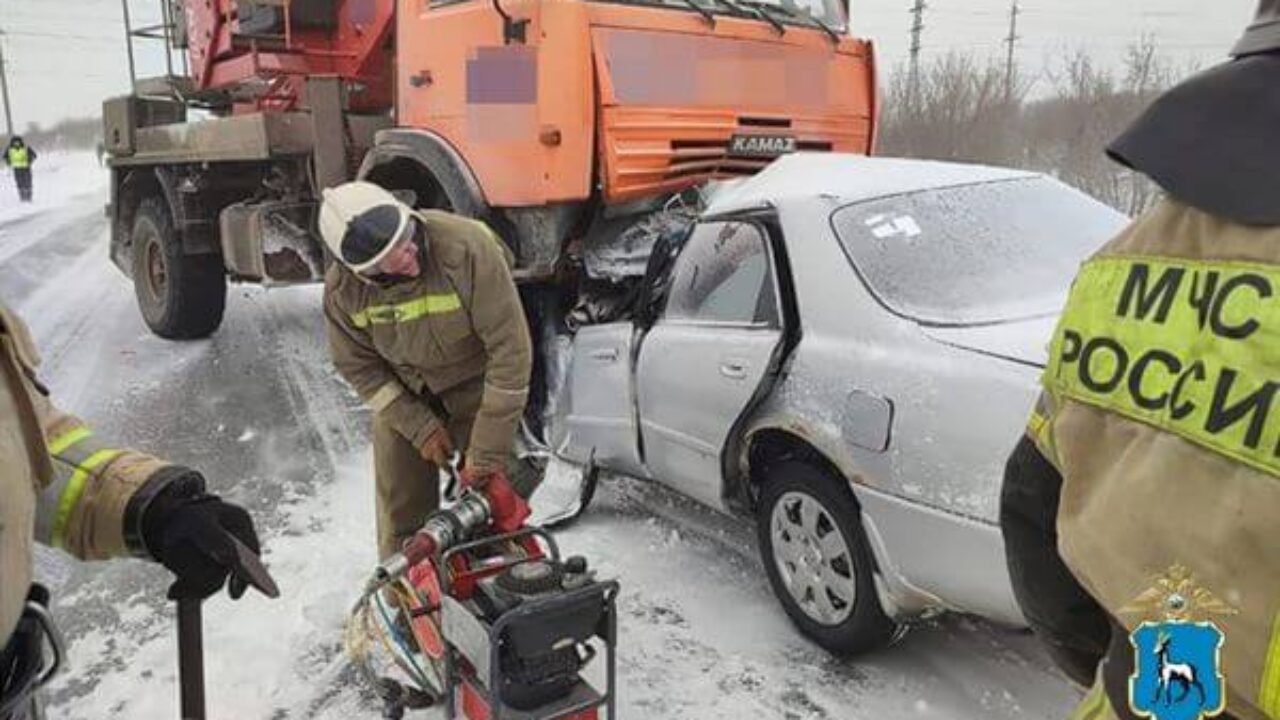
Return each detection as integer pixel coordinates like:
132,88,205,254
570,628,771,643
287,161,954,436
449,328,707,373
1,155,1080,719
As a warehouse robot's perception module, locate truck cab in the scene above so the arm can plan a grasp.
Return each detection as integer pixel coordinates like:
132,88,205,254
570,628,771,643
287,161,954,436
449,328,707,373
102,0,875,343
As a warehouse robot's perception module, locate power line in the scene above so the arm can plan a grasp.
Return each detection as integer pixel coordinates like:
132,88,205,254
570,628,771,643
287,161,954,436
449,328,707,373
2,29,121,43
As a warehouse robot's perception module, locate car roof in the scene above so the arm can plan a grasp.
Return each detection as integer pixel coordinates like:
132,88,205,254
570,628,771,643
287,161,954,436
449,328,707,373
703,153,1042,216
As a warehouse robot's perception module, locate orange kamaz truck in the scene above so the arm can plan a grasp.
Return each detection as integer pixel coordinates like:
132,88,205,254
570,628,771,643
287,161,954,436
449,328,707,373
104,0,876,424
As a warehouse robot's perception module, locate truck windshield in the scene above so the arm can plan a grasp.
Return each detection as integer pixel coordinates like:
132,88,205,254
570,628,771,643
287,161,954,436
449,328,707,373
602,0,848,33
740,0,846,33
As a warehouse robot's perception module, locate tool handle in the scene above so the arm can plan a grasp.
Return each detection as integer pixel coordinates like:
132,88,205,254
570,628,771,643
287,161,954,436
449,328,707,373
177,599,206,720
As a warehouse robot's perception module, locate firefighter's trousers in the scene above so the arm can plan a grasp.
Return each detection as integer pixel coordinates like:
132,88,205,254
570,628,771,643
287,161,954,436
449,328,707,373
373,379,483,560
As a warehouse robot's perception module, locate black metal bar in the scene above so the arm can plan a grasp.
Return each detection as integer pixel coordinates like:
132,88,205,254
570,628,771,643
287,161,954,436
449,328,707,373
489,613,503,720
177,599,206,720
606,590,617,720
443,643,457,720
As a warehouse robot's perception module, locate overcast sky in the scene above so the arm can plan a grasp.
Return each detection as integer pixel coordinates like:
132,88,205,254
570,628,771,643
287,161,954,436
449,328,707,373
0,0,1258,130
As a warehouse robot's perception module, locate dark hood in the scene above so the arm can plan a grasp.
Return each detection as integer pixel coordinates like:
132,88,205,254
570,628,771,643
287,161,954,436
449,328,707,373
1234,0,1280,56
1107,53,1280,226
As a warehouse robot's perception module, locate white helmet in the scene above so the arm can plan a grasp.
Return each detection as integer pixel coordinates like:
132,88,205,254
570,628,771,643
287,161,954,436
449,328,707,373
319,182,415,274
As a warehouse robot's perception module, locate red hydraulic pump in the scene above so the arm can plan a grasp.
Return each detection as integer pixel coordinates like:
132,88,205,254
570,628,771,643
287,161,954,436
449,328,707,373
350,461,619,720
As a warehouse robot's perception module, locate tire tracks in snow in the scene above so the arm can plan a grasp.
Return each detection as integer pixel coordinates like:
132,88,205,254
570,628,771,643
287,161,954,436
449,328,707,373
231,287,388,718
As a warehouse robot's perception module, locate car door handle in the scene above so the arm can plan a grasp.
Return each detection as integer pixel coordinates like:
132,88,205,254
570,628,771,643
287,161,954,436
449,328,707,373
589,348,619,363
719,361,748,379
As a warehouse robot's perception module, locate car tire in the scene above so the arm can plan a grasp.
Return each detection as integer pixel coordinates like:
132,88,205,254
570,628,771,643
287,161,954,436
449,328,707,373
131,195,226,339
757,460,900,656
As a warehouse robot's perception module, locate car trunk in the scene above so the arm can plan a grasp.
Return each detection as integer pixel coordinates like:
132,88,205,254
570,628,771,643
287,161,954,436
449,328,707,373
918,314,1060,369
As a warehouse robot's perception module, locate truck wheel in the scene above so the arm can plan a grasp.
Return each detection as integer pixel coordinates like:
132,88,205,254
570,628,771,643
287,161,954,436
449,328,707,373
131,196,226,339
421,159,484,217
363,150,486,218
757,460,900,656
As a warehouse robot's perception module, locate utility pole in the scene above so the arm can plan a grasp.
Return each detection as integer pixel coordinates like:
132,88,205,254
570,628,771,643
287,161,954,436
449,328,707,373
1003,0,1021,103
0,31,14,138
908,0,927,108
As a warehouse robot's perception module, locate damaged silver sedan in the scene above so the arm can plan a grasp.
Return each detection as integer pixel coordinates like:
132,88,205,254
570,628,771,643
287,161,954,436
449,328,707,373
547,153,1128,655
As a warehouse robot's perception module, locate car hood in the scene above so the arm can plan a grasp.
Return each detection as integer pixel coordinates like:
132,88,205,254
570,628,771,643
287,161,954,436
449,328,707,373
919,315,1060,369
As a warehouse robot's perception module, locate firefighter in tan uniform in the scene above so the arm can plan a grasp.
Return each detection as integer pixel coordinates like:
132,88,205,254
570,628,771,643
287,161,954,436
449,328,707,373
0,304,264,719
320,182,533,560
1000,6,1280,720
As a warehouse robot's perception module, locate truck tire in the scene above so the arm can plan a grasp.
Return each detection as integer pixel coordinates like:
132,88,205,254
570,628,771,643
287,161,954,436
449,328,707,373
757,460,900,656
131,195,226,339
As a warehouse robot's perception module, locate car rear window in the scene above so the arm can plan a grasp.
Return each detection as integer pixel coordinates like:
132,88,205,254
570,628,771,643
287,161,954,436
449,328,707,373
830,177,1128,325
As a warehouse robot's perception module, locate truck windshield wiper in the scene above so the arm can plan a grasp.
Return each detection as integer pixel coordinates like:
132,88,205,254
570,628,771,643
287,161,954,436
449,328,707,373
804,10,842,44
737,0,786,34
742,1,840,44
705,0,758,20
674,0,717,27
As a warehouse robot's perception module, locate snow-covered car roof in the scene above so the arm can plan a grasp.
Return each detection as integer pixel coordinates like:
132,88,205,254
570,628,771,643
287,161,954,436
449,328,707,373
703,153,1041,216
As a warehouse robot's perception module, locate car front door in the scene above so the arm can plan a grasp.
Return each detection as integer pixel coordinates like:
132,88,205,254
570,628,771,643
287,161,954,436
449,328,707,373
635,219,785,510
557,322,647,478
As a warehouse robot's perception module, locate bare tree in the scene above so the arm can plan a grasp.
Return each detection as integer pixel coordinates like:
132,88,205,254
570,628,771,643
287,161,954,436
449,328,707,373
881,52,1029,166
880,39,1183,215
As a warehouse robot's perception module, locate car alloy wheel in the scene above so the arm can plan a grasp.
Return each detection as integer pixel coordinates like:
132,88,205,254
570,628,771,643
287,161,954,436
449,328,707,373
770,490,857,626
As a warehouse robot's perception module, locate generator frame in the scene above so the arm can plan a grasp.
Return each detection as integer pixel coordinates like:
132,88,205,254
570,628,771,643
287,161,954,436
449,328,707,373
438,527,620,720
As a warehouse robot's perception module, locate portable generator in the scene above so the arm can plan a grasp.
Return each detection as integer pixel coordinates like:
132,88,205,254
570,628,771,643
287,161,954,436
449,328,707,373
349,466,618,720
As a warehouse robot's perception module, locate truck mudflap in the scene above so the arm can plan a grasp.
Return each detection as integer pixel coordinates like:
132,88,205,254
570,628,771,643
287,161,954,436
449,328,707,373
219,201,324,284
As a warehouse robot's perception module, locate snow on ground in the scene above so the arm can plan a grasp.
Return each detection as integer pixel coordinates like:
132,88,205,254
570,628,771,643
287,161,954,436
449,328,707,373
1,180,1082,719
0,149,107,230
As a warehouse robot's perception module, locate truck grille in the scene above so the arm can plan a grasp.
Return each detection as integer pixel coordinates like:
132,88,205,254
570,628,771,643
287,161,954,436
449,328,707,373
665,138,834,179
602,107,870,202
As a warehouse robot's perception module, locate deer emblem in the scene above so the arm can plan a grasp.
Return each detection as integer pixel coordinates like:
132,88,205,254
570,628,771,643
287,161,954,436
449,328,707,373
1154,632,1205,707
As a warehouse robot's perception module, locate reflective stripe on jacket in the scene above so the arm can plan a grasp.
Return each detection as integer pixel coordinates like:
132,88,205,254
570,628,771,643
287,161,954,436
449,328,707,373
0,304,169,648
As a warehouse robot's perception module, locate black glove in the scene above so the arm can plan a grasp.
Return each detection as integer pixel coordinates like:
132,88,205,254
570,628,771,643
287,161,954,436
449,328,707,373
135,470,263,601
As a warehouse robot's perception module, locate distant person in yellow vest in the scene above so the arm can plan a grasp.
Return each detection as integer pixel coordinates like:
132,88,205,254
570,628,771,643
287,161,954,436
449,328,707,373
3,137,36,203
1000,4,1279,720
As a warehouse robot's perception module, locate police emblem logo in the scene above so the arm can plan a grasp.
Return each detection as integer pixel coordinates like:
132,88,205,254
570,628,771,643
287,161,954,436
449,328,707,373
1123,565,1238,720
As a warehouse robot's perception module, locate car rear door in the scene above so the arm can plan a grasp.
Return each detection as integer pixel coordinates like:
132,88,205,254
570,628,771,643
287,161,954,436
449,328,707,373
635,220,785,510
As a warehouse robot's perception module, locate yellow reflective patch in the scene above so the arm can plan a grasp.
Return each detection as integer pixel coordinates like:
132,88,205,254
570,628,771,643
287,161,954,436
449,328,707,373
48,425,92,456
1027,409,1047,437
52,449,121,550
7,147,30,169
1262,612,1280,717
350,293,462,329
1071,682,1109,720
1025,391,1061,465
1043,255,1279,476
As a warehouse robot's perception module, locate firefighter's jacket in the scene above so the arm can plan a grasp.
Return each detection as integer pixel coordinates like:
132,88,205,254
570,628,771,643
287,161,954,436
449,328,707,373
0,304,171,648
324,210,532,471
1014,198,1279,719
